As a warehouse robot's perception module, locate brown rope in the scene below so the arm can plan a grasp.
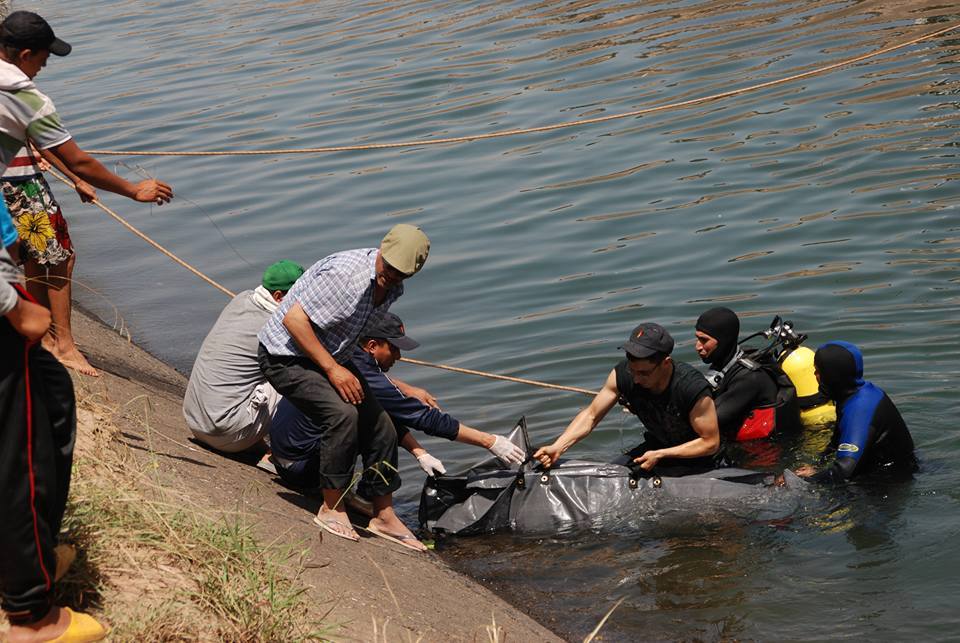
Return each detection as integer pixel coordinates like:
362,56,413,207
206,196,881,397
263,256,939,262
47,22,958,395
46,169,237,298
47,167,594,394
85,23,959,158
399,357,596,396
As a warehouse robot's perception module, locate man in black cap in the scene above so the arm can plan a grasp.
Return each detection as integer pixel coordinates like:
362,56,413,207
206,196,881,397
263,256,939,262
267,312,524,551
0,10,173,379
349,312,524,469
0,9,173,207
534,322,721,475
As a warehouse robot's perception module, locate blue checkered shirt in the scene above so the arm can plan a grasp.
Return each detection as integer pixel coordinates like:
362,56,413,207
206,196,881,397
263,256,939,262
258,248,403,361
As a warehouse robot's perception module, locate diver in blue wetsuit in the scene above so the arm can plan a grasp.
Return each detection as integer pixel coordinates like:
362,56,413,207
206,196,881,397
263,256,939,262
794,341,917,483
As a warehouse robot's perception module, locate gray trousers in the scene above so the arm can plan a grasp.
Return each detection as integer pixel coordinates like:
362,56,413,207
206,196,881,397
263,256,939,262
257,344,400,496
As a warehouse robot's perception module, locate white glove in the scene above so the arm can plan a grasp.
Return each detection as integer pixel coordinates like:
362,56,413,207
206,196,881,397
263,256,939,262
417,452,447,477
489,435,525,465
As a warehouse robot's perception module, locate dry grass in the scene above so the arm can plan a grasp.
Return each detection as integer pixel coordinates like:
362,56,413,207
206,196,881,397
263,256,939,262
49,391,333,642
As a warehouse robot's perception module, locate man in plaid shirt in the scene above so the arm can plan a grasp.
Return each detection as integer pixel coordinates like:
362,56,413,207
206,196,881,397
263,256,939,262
258,224,431,550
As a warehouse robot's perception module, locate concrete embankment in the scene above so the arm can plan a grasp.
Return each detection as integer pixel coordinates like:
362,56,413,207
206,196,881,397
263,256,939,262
67,308,561,642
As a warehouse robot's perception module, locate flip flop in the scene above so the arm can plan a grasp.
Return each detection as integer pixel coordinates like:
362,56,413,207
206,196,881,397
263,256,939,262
313,514,359,542
366,523,427,553
256,454,277,475
48,607,107,642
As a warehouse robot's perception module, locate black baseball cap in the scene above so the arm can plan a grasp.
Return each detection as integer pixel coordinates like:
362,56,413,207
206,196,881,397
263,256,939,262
360,312,419,351
0,11,72,57
619,322,674,359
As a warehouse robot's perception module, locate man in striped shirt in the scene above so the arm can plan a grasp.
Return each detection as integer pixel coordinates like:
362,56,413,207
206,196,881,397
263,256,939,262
258,224,431,550
0,10,175,378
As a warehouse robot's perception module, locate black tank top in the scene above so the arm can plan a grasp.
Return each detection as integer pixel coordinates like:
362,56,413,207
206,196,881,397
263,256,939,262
614,360,711,448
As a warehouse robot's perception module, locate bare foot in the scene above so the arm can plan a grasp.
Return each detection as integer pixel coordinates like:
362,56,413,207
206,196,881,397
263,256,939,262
52,345,100,377
6,605,70,643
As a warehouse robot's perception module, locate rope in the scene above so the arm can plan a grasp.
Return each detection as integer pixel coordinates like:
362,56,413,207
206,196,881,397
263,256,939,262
399,357,596,396
47,169,236,298
46,168,594,395
48,22,958,395
85,23,959,158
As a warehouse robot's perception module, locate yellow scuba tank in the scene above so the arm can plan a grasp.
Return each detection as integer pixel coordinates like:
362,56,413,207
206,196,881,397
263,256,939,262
780,346,835,426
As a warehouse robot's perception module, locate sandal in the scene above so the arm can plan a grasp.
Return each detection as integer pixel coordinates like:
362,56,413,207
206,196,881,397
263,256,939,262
48,607,107,642
367,523,427,553
313,514,359,542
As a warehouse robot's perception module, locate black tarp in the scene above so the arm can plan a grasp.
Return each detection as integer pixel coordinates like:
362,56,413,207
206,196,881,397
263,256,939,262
419,418,806,535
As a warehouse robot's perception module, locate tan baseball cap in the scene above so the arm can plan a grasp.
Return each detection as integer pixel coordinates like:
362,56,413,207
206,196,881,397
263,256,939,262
380,224,430,275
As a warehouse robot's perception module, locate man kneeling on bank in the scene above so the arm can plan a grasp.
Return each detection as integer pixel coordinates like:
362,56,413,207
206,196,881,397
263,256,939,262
270,312,525,483
183,260,305,453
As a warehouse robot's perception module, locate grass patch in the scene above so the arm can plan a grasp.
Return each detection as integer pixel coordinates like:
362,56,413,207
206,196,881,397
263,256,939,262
51,393,333,642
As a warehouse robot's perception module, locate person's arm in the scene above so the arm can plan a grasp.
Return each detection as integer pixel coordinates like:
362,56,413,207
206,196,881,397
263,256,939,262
283,302,363,404
455,424,525,464
533,369,620,468
45,139,172,204
34,144,96,203
392,377,439,408
0,296,51,343
801,414,872,484
400,431,426,457
634,395,721,470
400,431,447,476
1,246,23,316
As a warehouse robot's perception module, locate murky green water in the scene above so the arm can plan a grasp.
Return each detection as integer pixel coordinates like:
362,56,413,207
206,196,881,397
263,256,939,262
38,0,960,639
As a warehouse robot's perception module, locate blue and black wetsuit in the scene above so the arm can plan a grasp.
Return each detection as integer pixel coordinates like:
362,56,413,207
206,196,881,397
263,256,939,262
810,341,917,483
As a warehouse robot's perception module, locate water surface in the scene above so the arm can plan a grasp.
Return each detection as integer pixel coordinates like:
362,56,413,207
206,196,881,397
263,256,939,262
37,0,960,639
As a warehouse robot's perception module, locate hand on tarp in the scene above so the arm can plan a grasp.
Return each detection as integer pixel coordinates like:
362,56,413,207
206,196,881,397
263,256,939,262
633,449,663,471
532,444,556,468
490,435,525,465
417,453,447,477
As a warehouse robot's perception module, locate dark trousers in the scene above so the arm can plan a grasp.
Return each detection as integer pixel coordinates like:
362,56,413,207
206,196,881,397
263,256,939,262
258,345,400,496
0,321,76,624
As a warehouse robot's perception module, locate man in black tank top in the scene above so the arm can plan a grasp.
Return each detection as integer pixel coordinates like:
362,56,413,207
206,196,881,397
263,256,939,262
534,323,721,476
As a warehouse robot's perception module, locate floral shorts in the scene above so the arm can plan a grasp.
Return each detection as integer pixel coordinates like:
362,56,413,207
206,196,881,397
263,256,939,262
2,173,73,266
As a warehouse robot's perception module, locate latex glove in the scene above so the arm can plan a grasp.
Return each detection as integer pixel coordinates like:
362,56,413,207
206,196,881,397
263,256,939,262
489,435,525,465
417,452,446,477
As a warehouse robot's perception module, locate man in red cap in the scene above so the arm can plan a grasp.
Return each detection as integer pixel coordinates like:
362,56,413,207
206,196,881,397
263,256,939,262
534,322,721,475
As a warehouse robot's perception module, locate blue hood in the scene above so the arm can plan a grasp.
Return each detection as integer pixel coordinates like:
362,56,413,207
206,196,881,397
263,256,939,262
814,341,865,401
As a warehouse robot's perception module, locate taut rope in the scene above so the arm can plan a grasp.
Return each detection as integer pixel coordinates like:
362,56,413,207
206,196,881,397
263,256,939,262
83,24,959,158
47,168,595,395
47,22,958,395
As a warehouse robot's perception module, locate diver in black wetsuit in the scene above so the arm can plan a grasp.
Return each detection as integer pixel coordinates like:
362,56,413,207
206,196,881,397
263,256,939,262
794,341,917,483
695,307,792,441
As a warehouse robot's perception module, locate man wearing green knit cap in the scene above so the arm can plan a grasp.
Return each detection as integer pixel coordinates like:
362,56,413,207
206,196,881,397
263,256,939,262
184,259,305,453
